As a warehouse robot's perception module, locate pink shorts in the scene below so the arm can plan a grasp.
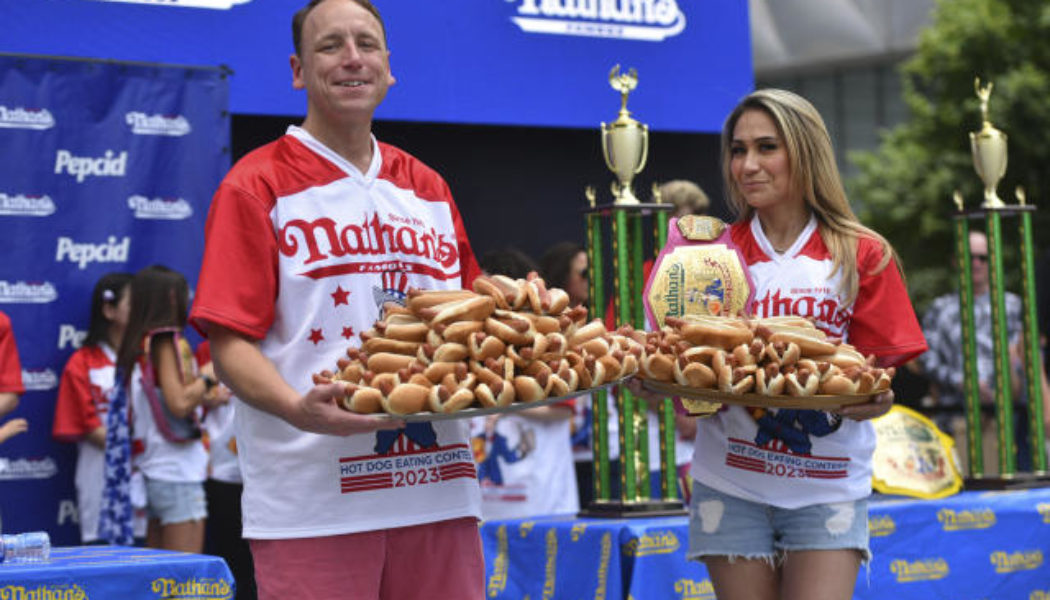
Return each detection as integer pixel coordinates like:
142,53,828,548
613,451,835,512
250,517,484,600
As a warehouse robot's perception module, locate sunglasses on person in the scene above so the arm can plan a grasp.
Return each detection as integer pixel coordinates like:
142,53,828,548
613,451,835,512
971,254,989,263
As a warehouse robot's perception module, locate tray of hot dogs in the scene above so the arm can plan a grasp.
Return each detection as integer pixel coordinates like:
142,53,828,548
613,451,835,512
634,315,894,410
313,274,644,421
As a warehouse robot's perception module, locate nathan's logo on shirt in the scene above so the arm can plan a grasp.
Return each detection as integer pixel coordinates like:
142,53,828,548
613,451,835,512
890,558,949,582
0,456,58,481
0,584,87,599
56,236,131,269
509,0,686,41
151,577,232,599
125,111,192,136
868,514,896,537
54,150,128,183
0,280,58,304
58,324,88,350
751,288,849,334
23,368,59,391
279,212,460,281
0,105,55,130
938,507,996,531
127,195,193,220
623,530,680,556
0,193,56,217
991,550,1043,574
674,579,716,600
92,0,251,8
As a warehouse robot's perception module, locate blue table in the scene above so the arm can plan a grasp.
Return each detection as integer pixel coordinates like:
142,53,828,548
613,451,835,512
481,487,1050,599
0,545,234,599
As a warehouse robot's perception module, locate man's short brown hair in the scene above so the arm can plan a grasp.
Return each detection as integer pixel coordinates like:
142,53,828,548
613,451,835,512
292,0,387,56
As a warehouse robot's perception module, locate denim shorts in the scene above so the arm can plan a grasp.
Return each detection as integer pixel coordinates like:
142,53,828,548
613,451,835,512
686,479,870,564
144,477,207,525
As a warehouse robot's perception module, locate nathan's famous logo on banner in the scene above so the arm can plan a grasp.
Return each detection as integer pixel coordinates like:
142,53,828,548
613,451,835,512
0,583,87,599
938,507,996,531
125,112,192,136
0,105,55,130
673,579,716,600
623,529,680,556
23,368,59,392
128,195,193,220
990,550,1043,574
54,150,127,183
0,193,56,217
508,0,686,41
56,236,131,270
151,577,231,599
0,280,58,304
0,456,58,481
92,0,250,8
890,557,950,583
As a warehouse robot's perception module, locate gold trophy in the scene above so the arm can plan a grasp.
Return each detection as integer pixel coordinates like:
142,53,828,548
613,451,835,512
601,65,649,205
970,78,1008,209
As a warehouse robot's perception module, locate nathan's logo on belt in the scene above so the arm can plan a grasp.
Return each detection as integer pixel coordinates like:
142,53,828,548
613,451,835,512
0,280,58,304
0,193,56,217
623,530,680,556
0,583,88,600
990,550,1043,573
150,578,231,599
0,105,54,130
91,0,250,9
279,212,460,281
890,558,949,582
54,150,127,183
673,578,716,600
508,0,686,41
868,514,896,537
938,508,996,531
127,195,193,220
125,112,191,136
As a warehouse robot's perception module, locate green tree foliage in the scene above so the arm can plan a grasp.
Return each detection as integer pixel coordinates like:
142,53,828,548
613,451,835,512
848,0,1050,313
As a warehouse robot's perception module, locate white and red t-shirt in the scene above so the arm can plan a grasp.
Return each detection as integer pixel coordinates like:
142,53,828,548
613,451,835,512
691,215,927,509
0,311,23,394
195,342,241,484
190,127,483,539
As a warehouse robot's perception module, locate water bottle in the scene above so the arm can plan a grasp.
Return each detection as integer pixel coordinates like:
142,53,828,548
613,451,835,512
0,532,51,564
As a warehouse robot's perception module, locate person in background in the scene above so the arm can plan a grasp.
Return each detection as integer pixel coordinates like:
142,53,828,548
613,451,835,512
52,272,150,544
118,265,229,553
0,309,26,532
660,179,710,219
663,89,927,600
189,2,485,598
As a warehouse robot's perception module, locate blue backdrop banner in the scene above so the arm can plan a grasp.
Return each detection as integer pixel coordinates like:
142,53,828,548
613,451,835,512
0,54,229,544
0,0,752,132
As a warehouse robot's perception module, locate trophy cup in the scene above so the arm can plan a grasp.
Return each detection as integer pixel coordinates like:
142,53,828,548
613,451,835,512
970,78,1008,209
601,65,649,205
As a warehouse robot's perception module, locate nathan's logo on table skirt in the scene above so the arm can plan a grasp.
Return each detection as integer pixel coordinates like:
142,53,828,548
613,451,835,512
0,280,58,304
890,558,949,582
508,0,686,41
990,550,1043,574
0,193,55,217
127,196,193,220
91,0,250,9
22,368,58,391
0,105,54,130
938,507,997,531
623,530,680,556
0,456,58,481
673,578,716,600
486,525,509,597
0,583,88,600
1031,590,1050,600
1037,502,1050,523
150,578,230,599
868,514,896,537
542,529,559,600
125,112,191,136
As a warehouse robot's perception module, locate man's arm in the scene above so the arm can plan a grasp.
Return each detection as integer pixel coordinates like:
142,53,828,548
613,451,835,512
204,322,400,436
0,392,17,418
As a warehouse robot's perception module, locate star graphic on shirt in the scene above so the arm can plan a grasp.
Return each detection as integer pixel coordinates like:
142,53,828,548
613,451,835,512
308,328,324,345
331,286,350,306
342,326,355,340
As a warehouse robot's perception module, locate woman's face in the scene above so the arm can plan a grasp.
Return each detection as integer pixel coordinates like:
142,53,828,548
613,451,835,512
566,251,589,307
729,109,796,211
104,285,132,331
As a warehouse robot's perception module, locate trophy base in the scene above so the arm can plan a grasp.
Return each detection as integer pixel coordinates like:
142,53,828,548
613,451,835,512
577,498,687,519
964,472,1050,491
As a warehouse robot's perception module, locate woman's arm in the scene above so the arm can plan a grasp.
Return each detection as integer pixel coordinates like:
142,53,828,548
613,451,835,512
152,336,209,420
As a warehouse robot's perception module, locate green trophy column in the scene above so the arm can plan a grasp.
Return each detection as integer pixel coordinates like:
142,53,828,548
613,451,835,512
586,206,611,501
629,212,649,499
654,210,677,500
985,213,1015,475
1017,202,1047,473
613,208,637,501
953,204,983,475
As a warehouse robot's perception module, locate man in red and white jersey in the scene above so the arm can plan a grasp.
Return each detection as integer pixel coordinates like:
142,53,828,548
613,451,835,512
189,2,484,598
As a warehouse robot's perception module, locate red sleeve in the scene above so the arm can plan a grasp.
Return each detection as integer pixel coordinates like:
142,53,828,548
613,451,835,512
848,239,928,368
189,179,279,340
52,349,97,441
0,312,23,394
194,340,212,368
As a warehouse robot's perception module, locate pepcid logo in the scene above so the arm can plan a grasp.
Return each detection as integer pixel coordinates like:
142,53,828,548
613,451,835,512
23,368,59,391
128,195,193,220
58,324,88,350
0,280,58,304
0,105,55,130
0,456,59,481
56,236,130,269
54,150,128,183
125,111,192,136
0,584,87,600
93,0,251,8
0,193,56,216
150,578,231,599
509,0,686,41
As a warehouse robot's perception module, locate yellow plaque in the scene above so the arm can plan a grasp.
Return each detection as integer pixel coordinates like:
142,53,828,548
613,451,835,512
676,215,726,241
645,245,751,327
871,405,963,499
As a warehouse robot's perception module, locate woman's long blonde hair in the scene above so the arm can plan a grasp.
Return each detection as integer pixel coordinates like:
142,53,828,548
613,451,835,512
720,88,898,305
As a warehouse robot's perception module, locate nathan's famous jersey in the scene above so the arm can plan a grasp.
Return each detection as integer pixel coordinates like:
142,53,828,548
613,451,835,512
190,127,482,539
691,215,927,509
